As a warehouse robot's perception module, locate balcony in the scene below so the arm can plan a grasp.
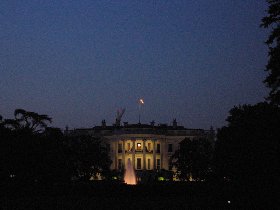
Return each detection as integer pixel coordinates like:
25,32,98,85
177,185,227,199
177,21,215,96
135,149,143,153
125,150,132,154
146,149,153,154
124,148,154,154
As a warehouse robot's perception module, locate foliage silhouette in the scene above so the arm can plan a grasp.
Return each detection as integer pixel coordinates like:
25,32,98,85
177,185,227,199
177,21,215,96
172,137,213,181
261,0,280,104
214,102,280,185
4,108,52,133
0,109,111,185
64,135,112,181
0,110,71,184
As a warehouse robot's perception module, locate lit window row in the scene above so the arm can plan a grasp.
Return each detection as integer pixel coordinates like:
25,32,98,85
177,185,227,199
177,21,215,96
117,143,173,153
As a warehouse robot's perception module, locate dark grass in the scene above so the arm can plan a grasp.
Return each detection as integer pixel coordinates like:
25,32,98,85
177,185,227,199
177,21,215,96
1,181,279,209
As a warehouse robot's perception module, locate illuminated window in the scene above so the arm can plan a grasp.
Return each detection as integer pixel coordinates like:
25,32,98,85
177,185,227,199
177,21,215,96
137,143,142,150
147,159,151,170
156,159,160,169
137,158,141,169
156,144,160,153
118,159,122,170
127,143,131,151
147,143,151,151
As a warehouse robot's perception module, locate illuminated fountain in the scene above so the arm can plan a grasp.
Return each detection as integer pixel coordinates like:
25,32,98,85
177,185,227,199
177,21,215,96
124,158,136,185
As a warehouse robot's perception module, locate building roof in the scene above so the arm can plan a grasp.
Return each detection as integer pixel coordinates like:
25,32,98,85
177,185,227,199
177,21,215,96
67,122,213,137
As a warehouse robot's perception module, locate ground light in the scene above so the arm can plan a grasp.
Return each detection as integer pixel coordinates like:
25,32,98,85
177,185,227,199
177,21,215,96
158,177,165,181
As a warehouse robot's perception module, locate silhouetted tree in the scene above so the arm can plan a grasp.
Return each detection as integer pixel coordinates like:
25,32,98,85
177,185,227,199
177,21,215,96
0,115,5,131
4,109,52,133
0,110,71,184
261,0,280,104
67,135,112,181
0,115,13,182
31,127,72,184
214,102,280,184
172,138,213,181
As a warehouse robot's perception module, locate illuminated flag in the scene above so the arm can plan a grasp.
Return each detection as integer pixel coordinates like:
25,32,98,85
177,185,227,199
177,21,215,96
139,98,144,105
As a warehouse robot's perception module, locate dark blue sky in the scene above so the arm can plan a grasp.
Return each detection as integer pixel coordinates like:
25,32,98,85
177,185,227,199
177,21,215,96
0,0,269,129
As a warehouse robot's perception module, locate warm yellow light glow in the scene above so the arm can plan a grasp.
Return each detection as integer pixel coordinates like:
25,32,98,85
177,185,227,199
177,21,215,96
137,143,142,150
158,176,165,181
124,159,136,185
139,98,144,104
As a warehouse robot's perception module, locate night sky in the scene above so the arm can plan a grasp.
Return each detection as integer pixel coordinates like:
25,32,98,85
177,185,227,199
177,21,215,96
0,0,269,130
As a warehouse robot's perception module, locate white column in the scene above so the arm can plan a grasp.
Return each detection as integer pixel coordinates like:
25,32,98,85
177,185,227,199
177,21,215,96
153,139,156,170
143,139,146,170
115,141,118,169
122,139,125,169
132,139,135,169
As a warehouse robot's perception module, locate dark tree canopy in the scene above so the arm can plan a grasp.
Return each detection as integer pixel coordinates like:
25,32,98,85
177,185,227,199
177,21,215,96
172,138,213,181
0,110,70,184
261,0,280,104
214,102,280,184
0,109,112,184
66,135,112,181
3,109,52,133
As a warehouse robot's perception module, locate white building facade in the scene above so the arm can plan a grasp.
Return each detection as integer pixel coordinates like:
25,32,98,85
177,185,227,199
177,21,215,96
70,120,215,173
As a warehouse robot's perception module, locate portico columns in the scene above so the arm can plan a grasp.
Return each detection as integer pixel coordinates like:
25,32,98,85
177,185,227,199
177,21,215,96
132,139,135,169
143,139,146,170
122,139,125,169
115,141,118,169
153,139,156,170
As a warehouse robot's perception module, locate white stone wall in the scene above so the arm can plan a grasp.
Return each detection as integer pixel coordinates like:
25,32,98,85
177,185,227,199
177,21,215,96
105,134,187,171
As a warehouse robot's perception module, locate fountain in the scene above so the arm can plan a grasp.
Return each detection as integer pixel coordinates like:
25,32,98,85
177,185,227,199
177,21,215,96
124,158,136,185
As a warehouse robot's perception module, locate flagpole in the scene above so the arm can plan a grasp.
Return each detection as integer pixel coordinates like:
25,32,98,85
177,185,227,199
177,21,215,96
138,103,141,124
138,98,144,124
